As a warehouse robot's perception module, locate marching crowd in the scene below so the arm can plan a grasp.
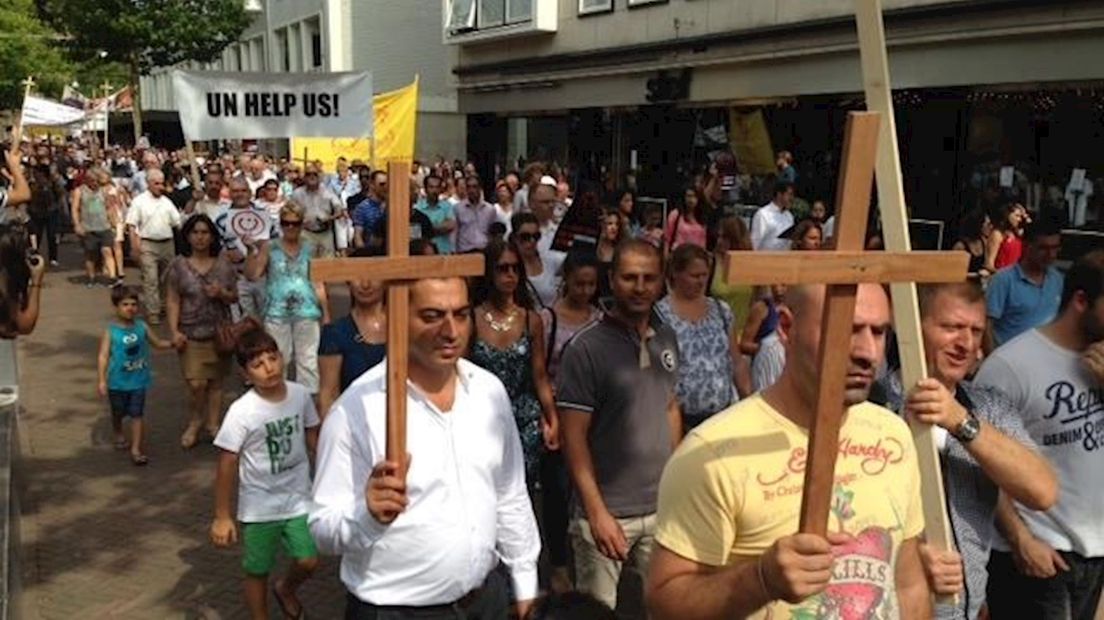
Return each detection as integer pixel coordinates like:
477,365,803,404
1,135,1103,620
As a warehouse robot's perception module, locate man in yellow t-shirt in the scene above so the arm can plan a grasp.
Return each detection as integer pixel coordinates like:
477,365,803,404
647,283,931,619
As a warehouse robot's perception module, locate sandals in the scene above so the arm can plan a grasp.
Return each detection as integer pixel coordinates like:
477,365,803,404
273,581,305,619
131,453,149,466
113,439,130,451
180,425,200,450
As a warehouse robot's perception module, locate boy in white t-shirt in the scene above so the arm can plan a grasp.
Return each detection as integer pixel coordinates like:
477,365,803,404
210,328,320,620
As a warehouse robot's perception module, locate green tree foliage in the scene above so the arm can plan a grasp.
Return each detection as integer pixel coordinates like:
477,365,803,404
0,0,74,109
38,0,252,139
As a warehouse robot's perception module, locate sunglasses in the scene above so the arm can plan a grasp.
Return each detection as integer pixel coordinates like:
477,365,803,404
515,232,540,243
280,220,303,228
495,262,520,274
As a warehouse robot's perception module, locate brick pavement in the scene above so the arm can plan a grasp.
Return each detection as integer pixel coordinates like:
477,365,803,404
22,244,1099,620
16,244,347,619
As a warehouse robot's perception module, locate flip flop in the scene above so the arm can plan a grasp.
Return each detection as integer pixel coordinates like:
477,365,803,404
131,454,149,466
273,581,305,620
113,440,130,451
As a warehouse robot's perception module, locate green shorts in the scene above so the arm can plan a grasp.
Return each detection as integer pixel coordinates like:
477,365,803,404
241,515,318,576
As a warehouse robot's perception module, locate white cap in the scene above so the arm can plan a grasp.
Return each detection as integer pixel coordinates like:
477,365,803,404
539,175,557,187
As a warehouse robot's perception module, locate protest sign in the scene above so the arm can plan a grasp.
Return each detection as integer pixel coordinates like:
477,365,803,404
229,209,271,242
551,193,601,252
21,95,87,127
172,70,373,140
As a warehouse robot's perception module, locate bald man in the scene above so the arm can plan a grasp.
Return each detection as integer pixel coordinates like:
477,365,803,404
126,167,182,322
647,284,931,619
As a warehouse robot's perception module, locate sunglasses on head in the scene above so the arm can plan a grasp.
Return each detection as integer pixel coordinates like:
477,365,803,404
280,219,303,228
515,232,540,243
495,262,520,274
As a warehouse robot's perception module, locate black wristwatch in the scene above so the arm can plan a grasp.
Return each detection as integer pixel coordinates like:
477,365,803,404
952,411,981,443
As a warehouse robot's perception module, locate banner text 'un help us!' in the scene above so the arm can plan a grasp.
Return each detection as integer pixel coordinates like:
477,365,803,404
172,70,373,140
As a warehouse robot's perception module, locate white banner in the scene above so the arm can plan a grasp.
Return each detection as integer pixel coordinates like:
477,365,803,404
172,70,373,140
21,95,87,127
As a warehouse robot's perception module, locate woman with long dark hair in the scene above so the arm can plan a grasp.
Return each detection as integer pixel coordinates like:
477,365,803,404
953,208,991,277
470,240,559,483
595,209,625,302
511,212,562,309
664,186,708,252
985,202,1026,272
0,223,45,338
166,214,239,447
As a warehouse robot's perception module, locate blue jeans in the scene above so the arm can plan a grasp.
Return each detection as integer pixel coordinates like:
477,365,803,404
987,550,1104,620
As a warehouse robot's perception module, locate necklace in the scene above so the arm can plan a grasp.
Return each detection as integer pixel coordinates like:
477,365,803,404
483,304,519,332
353,311,385,344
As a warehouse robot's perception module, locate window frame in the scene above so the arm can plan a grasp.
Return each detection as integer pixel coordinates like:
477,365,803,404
578,0,612,17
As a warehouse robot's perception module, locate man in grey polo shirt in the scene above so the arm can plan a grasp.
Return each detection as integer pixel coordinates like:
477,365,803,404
557,239,682,611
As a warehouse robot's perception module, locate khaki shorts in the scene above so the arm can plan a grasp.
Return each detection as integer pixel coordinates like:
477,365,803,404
179,339,231,381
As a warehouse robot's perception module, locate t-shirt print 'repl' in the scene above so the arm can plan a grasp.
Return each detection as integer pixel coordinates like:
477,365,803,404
654,396,925,620
975,328,1104,557
214,382,321,522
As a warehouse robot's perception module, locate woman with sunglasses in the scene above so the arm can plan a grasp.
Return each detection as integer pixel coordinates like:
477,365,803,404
245,202,331,395
317,248,386,419
510,212,562,309
166,214,239,448
469,240,559,491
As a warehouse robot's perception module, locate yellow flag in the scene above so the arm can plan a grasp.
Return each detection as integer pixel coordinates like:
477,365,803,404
290,75,419,171
288,136,371,171
729,108,776,176
371,75,418,168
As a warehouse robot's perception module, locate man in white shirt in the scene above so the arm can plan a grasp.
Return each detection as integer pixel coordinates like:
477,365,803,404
186,171,228,220
530,182,565,264
750,180,796,251
126,168,182,324
975,250,1104,620
310,276,541,620
291,166,344,258
246,157,276,196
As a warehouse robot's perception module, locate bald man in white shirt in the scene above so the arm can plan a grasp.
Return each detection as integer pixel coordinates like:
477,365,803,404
310,276,541,620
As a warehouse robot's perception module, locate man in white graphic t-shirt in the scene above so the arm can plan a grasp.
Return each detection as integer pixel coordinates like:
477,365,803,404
975,249,1104,620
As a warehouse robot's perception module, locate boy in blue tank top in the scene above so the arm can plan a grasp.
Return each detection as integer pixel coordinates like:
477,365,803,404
97,286,172,465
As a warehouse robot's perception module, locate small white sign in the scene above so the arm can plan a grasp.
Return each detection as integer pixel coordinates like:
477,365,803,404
229,209,270,241
999,166,1015,188
1069,168,1087,191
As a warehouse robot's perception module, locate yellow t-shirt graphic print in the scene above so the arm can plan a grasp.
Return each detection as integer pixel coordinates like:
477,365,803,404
655,395,924,620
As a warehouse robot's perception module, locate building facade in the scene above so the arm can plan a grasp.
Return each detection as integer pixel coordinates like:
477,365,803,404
139,0,465,161
449,0,1104,231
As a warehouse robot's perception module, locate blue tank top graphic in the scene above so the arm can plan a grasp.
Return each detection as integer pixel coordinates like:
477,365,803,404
107,321,151,391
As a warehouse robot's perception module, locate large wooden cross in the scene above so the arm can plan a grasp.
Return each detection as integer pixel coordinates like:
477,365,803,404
723,113,966,539
311,161,484,462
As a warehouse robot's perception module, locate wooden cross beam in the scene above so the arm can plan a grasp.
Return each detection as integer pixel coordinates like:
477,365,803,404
855,0,958,605
310,161,484,463
12,76,36,145
723,112,968,536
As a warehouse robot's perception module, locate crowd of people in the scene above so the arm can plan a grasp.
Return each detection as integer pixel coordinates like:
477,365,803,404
1,134,1103,620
